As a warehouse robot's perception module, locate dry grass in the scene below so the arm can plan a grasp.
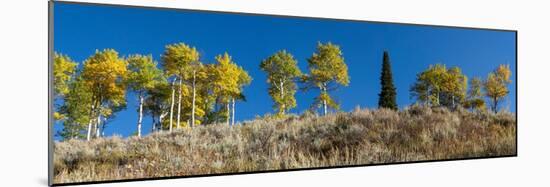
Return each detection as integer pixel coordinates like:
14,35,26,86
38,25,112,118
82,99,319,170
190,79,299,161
53,106,516,184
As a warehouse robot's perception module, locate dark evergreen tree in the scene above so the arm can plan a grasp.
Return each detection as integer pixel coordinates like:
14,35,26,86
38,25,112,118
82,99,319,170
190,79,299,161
378,51,398,110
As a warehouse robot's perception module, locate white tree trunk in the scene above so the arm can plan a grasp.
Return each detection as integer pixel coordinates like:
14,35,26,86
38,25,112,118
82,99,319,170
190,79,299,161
151,114,156,133
495,98,498,113
280,80,285,115
451,95,455,108
321,85,327,116
425,87,433,106
436,91,440,106
155,116,160,132
231,98,235,126
169,78,176,132
159,112,167,131
176,78,183,129
95,113,101,138
100,122,105,137
137,92,144,138
226,101,230,126
86,104,94,141
86,119,92,141
191,70,196,128
323,99,327,116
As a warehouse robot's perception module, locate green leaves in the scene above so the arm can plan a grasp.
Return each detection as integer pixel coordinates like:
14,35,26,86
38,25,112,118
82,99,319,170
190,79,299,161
127,54,164,92
464,77,486,111
57,76,93,140
410,64,467,108
126,54,166,137
303,42,350,114
411,63,512,113
53,52,80,137
260,50,302,116
314,92,340,111
307,42,349,87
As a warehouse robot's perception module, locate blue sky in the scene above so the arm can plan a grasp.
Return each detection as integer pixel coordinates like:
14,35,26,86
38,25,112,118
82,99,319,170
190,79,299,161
53,2,516,139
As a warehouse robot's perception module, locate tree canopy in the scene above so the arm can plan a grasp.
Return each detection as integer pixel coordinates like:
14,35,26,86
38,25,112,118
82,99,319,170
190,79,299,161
81,49,128,140
302,42,349,115
211,53,252,125
484,64,512,112
126,54,164,137
53,53,77,98
410,64,467,109
52,42,513,141
260,50,302,116
464,77,486,111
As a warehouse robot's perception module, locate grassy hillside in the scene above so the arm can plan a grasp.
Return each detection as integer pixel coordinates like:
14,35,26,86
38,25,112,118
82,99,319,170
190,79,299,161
53,106,516,183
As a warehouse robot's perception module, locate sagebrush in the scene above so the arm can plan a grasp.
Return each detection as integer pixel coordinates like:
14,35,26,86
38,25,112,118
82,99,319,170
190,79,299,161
53,106,516,183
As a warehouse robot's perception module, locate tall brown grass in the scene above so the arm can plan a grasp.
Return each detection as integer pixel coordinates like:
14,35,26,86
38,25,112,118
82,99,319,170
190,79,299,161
53,106,516,184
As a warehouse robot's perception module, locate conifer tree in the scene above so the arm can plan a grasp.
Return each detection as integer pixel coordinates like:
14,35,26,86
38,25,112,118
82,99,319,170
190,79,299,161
377,51,398,110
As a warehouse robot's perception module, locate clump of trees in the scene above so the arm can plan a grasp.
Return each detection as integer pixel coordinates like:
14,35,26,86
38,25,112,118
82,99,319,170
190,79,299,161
411,63,512,113
410,64,468,109
54,43,254,140
161,43,201,131
259,42,350,117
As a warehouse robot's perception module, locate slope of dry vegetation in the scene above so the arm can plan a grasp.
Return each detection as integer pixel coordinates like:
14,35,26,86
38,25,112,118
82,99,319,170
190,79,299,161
53,106,516,183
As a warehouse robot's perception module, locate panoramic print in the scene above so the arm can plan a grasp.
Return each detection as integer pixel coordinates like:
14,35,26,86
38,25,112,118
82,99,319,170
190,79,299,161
51,2,517,184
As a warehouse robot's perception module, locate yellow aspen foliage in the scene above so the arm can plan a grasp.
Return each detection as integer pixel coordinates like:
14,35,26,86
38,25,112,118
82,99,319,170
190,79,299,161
484,64,512,112
81,49,128,140
411,64,467,109
211,53,252,125
53,53,77,97
302,42,349,115
260,50,302,117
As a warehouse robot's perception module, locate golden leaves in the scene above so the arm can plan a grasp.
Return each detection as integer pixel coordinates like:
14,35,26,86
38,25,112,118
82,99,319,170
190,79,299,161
81,49,128,107
212,52,251,100
53,53,77,97
161,43,200,77
485,64,512,100
307,42,349,86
